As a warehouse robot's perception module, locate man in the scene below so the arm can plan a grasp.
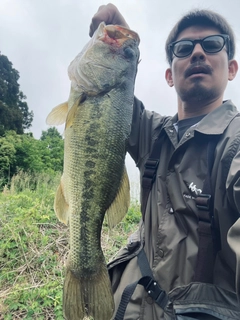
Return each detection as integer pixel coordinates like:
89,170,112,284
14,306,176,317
90,4,240,319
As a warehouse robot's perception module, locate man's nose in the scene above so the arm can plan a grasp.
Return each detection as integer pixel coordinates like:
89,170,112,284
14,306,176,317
190,43,206,62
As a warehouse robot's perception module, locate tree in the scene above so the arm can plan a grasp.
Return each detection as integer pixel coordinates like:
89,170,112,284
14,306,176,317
0,53,33,135
0,129,64,189
0,135,16,185
40,127,63,141
40,127,64,172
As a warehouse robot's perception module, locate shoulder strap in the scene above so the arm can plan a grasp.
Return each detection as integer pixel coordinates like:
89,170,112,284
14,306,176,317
141,131,164,218
194,137,219,283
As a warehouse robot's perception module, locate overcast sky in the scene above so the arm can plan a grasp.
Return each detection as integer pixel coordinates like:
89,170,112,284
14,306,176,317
1,0,240,198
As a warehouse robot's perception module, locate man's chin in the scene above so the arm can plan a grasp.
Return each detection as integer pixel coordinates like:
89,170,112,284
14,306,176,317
180,86,214,103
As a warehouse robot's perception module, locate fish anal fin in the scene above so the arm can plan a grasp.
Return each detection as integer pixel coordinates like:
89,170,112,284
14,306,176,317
106,165,130,229
65,94,86,129
63,263,114,319
54,180,69,225
46,102,68,126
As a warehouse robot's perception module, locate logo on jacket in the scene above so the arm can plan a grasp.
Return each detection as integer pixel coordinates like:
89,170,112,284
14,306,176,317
188,182,202,196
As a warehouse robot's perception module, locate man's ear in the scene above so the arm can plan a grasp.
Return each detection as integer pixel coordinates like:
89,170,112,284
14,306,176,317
228,59,238,81
165,68,174,87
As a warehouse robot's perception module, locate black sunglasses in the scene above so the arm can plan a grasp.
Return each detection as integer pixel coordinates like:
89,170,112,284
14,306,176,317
169,34,229,59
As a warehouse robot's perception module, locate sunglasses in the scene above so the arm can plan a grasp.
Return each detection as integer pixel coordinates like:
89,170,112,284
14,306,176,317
169,34,229,59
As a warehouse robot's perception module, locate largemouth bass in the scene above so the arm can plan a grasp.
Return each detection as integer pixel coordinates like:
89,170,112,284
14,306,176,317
46,22,140,320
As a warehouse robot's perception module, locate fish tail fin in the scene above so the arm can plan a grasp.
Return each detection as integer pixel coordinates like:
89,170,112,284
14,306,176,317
63,268,85,320
85,263,115,319
63,264,114,320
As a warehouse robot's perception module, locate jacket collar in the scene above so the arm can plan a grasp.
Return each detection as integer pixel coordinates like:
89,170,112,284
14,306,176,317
194,100,239,135
166,100,239,135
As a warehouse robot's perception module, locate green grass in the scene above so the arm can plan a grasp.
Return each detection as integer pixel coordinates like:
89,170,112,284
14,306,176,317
0,172,141,319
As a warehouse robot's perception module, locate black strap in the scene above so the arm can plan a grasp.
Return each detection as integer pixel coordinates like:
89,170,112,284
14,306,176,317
114,276,168,320
114,249,168,320
194,138,219,283
137,249,168,309
137,248,154,277
141,134,163,217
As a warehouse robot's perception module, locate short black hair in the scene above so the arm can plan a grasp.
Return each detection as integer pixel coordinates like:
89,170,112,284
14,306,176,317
165,9,236,65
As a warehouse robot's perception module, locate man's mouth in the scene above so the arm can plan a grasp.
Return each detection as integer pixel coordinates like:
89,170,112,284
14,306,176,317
184,64,213,78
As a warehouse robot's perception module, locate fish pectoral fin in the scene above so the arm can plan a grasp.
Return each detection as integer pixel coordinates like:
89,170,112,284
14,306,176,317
46,101,69,125
54,180,69,225
106,165,130,228
65,94,86,129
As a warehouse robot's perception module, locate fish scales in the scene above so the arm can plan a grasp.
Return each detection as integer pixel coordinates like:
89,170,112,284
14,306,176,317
46,22,140,320
66,93,130,274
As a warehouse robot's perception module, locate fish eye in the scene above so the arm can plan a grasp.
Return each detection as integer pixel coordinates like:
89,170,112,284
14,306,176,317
124,47,135,59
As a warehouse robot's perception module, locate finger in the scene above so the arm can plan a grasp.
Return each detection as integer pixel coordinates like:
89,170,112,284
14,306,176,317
89,3,129,37
89,5,109,37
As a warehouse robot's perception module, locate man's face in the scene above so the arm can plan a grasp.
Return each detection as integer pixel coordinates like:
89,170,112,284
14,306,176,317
166,25,236,104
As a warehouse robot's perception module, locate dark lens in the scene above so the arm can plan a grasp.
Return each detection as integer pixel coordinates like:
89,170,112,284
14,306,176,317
202,35,225,53
173,40,193,57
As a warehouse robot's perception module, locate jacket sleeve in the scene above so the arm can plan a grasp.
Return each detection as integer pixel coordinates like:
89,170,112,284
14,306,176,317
127,96,167,167
226,148,240,300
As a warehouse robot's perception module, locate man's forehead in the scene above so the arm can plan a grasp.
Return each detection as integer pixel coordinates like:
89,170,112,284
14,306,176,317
176,25,221,41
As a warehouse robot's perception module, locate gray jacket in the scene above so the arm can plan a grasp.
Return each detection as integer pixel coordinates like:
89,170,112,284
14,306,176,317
108,99,240,319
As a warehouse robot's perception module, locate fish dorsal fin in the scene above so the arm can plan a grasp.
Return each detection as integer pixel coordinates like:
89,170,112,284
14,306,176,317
106,165,130,229
54,178,69,225
46,102,68,125
65,94,85,129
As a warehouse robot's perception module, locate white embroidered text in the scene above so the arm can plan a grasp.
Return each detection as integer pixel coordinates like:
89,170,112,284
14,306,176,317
188,182,202,195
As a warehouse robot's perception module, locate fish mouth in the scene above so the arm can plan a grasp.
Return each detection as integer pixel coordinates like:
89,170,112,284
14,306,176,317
184,63,213,78
99,25,140,46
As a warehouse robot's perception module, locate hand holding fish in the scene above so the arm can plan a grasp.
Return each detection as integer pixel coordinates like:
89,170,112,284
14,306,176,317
89,3,129,37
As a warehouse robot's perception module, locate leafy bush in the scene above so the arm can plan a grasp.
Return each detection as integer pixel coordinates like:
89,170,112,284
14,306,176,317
0,129,64,189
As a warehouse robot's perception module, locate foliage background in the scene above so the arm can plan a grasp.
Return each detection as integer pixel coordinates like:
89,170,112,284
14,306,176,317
0,53,64,189
0,128,64,188
0,54,33,135
0,173,141,319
